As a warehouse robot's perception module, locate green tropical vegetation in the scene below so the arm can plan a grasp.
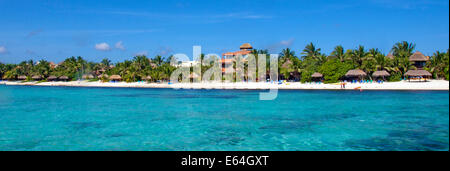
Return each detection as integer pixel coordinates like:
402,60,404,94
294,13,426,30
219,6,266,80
0,41,448,83
276,41,448,83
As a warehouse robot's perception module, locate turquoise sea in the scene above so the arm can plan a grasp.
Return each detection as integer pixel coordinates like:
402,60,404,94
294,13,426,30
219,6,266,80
0,85,448,151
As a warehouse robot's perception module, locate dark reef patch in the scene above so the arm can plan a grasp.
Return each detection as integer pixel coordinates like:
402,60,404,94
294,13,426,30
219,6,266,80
345,129,449,151
69,121,103,130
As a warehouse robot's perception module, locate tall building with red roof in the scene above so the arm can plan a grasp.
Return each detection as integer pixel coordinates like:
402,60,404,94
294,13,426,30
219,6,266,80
221,43,253,73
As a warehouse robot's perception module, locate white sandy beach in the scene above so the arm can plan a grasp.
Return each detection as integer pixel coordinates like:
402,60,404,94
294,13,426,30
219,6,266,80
1,80,448,90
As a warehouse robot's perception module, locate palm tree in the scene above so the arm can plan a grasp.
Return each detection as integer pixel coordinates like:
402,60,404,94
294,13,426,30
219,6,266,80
34,60,51,78
398,56,414,75
428,51,448,79
391,41,416,58
368,48,381,58
301,42,321,60
3,69,18,80
0,63,6,79
374,53,392,71
368,48,392,72
153,55,164,67
280,48,295,59
390,42,416,76
101,58,111,67
278,48,297,80
361,52,377,79
132,55,150,80
330,45,345,62
349,45,367,68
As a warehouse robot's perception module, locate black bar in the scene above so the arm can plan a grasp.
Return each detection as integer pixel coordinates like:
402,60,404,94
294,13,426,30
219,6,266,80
1,151,448,169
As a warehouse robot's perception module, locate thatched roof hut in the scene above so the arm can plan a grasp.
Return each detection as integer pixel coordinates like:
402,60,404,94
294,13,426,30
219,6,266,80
98,74,109,78
281,58,292,68
311,72,323,78
109,75,122,80
32,75,42,80
409,51,429,62
345,69,367,77
372,70,390,78
240,43,253,50
18,75,27,80
404,70,432,77
386,53,394,59
47,76,57,81
59,76,69,80
82,74,94,79
143,76,152,80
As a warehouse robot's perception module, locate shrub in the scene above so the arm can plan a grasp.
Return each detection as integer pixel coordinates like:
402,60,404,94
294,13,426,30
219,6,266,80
388,72,402,82
319,59,352,84
300,70,313,83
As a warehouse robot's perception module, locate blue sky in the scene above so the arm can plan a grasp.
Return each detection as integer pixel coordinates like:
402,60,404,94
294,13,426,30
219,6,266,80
0,0,448,63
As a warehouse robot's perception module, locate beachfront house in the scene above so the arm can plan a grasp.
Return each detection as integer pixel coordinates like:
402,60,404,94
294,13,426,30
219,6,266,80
404,51,432,82
221,43,254,79
222,43,253,60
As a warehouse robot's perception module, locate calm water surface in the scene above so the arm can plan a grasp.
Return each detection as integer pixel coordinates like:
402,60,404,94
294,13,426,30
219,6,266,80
0,85,448,151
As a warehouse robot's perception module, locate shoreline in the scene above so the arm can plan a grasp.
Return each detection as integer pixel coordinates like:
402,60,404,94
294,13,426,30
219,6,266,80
1,80,449,91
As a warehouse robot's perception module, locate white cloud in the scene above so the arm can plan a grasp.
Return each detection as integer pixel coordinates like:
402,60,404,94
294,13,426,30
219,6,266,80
0,46,8,54
280,39,295,46
134,51,148,56
95,42,111,51
265,38,295,52
115,41,125,50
